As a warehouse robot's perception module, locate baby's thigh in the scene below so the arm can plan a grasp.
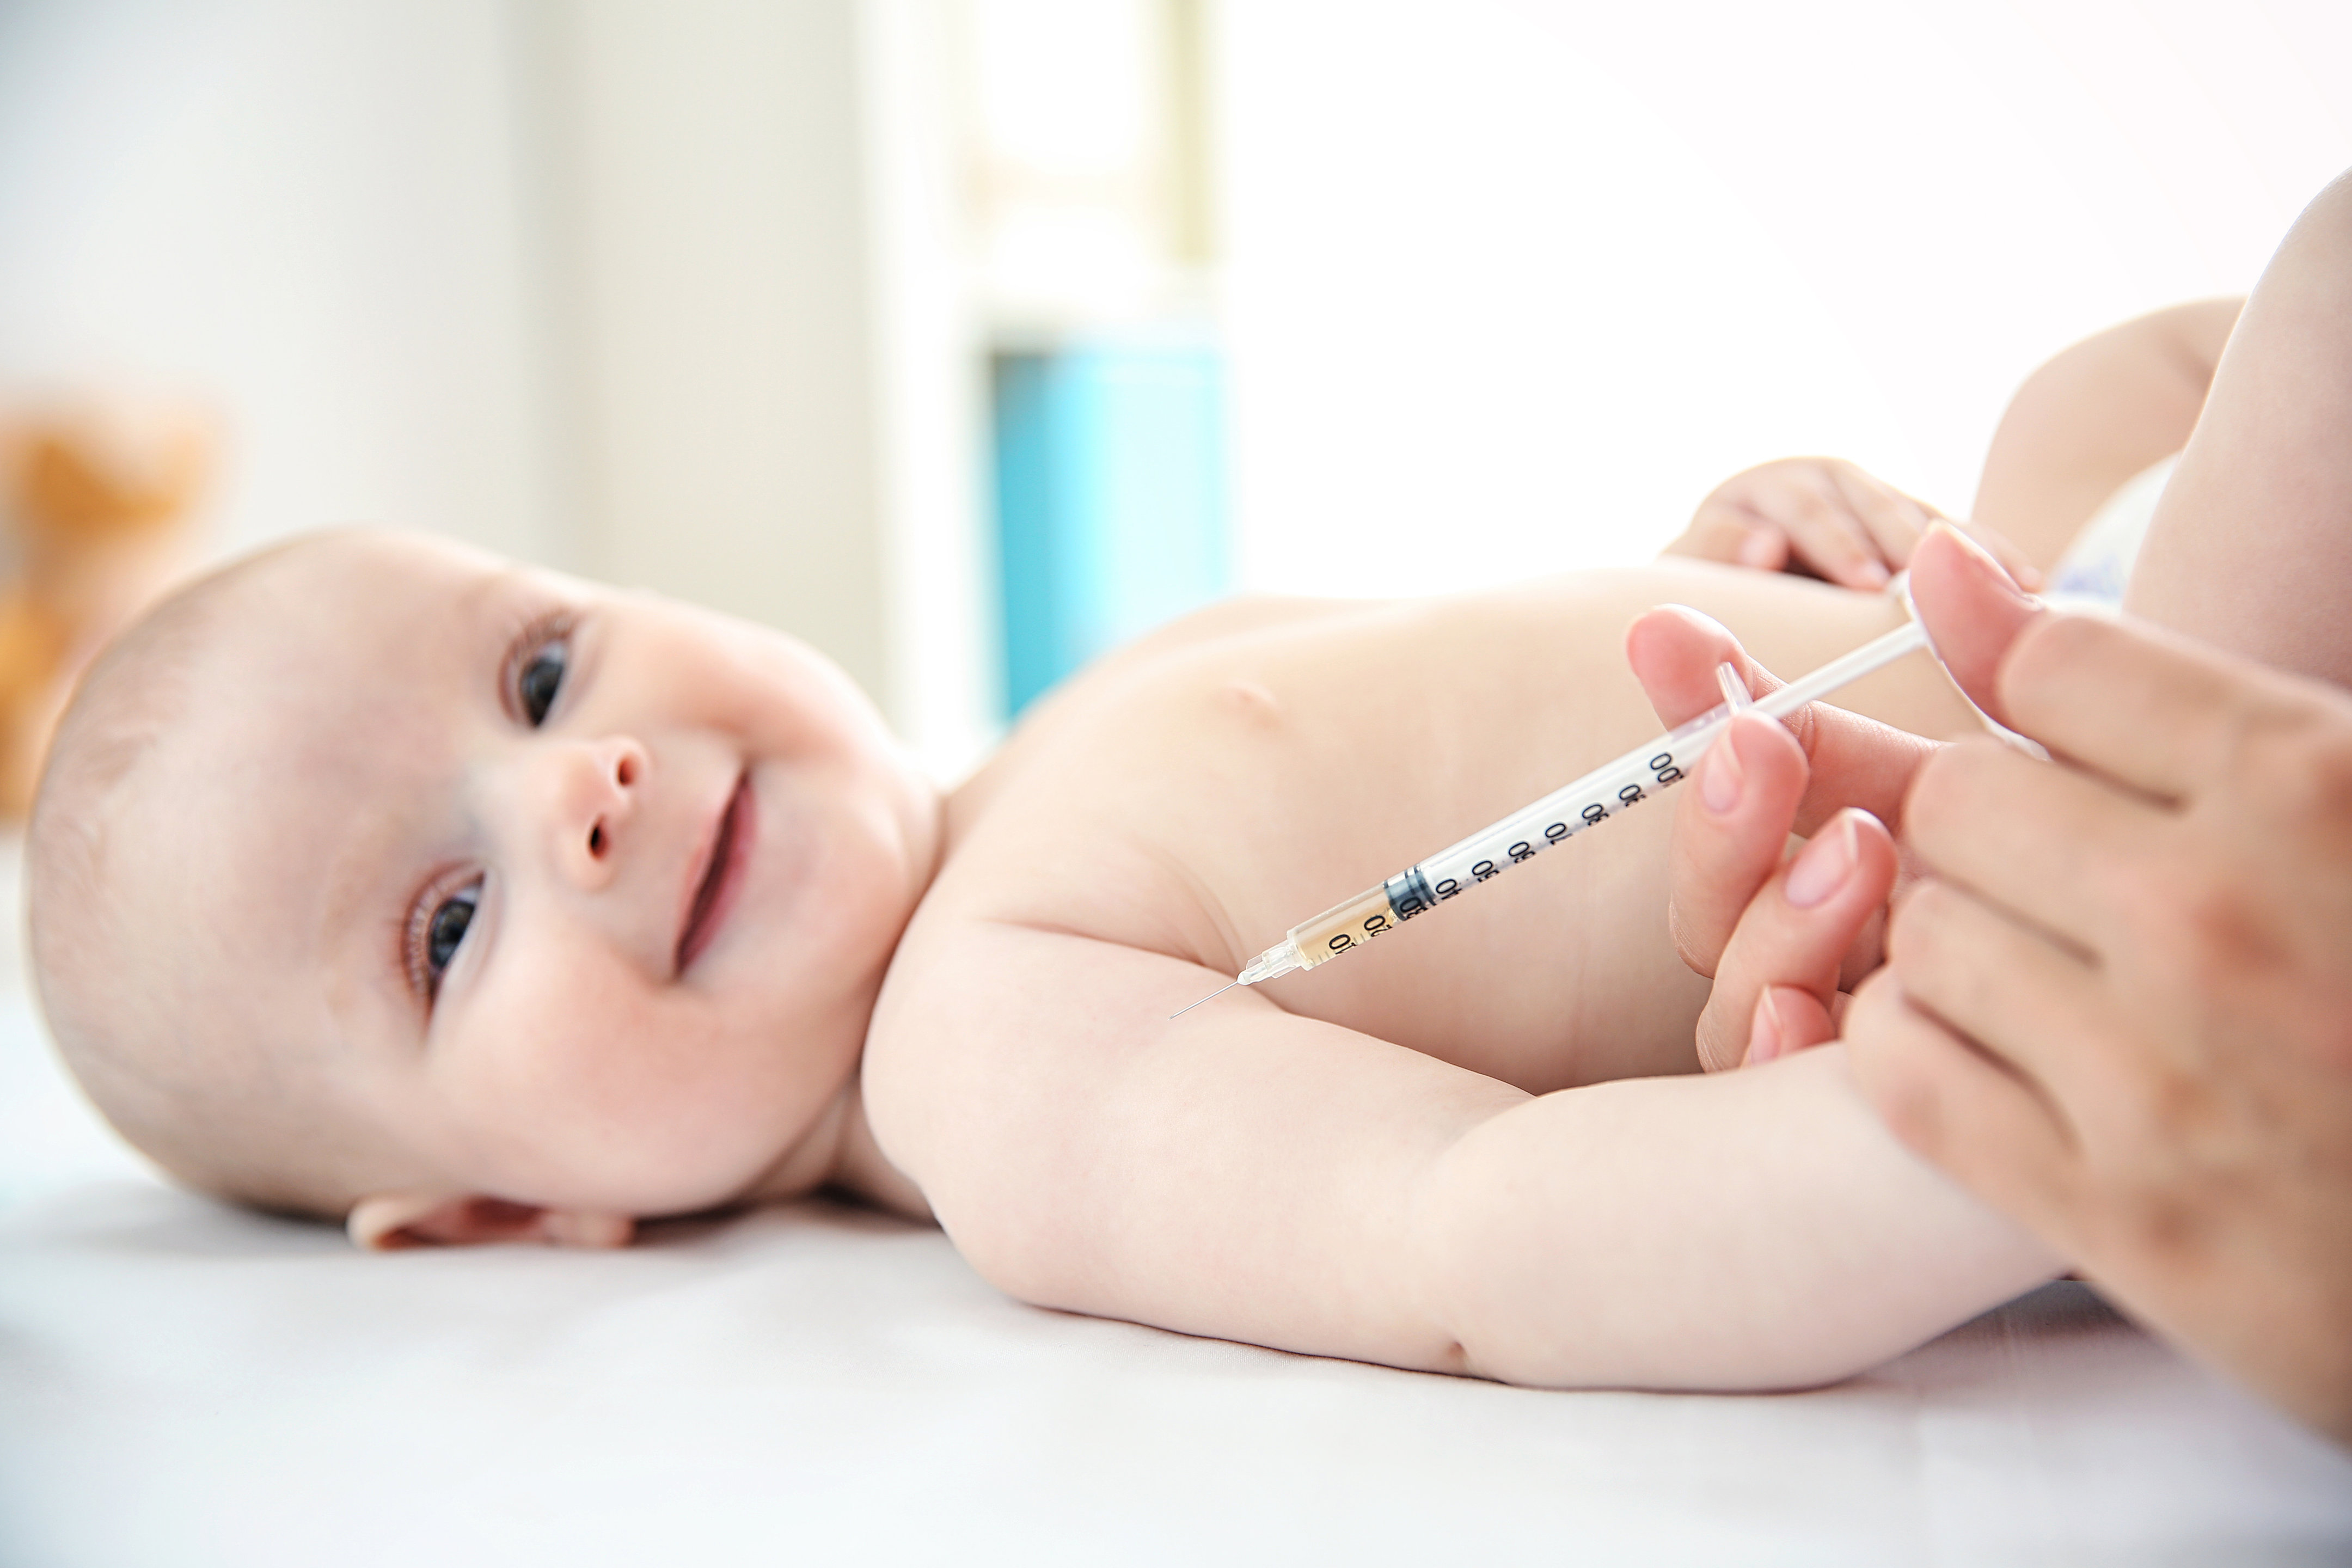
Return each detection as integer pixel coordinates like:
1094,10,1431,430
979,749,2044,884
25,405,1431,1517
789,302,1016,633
2129,173,2352,686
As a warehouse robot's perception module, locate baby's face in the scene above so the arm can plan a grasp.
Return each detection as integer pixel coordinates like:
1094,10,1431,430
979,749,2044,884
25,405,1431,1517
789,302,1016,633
157,534,938,1217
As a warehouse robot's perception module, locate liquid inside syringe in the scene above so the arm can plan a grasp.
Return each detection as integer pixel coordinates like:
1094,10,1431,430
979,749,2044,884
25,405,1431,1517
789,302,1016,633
1174,616,1931,1015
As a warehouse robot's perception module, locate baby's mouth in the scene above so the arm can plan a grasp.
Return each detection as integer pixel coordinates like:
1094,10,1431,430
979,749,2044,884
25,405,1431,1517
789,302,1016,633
676,771,754,976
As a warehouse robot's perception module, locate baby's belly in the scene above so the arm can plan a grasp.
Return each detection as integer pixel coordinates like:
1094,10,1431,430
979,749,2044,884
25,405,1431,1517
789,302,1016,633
922,562,1961,1094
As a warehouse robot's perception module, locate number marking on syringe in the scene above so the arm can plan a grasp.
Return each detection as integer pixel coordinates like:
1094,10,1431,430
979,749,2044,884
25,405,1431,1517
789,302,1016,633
1407,740,1699,908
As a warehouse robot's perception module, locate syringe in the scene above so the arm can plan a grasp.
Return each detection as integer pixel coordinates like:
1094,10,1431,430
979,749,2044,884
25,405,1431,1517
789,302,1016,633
1175,615,1932,1015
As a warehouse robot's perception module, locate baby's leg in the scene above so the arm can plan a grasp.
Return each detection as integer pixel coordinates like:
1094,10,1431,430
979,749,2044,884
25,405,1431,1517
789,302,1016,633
2128,171,2352,687
1971,299,2238,572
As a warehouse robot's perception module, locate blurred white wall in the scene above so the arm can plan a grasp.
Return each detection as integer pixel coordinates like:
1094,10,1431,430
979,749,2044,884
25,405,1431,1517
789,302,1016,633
531,1,894,713
0,0,982,765
1215,0,2352,596
3,0,2347,777
0,0,564,564
0,0,951,751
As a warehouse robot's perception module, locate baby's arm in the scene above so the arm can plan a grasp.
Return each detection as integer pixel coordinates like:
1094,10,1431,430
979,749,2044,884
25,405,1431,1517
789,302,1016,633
1673,299,2239,594
2127,174,2352,689
869,923,2059,1391
1664,457,2044,593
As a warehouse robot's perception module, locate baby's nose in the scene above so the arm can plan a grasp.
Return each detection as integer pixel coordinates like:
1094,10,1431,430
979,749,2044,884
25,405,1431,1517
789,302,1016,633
550,736,648,889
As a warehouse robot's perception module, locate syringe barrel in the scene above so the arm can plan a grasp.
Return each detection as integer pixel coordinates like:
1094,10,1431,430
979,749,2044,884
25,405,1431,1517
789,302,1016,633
1283,877,1424,971
1277,713,1730,974
1411,705,1729,898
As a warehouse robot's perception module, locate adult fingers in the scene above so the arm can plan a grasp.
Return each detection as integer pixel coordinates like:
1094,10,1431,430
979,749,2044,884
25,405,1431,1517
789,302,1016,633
1666,711,1810,983
1905,524,2044,725
1905,736,2172,957
1842,972,2084,1258
1745,985,1839,1067
1952,517,2047,593
1883,877,2116,1118
1625,605,1785,727
1626,605,1942,835
1997,610,2352,806
1691,808,1900,1072
1783,704,1941,840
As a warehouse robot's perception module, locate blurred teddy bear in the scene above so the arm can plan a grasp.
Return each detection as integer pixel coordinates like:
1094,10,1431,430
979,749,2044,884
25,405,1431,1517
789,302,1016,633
0,402,209,818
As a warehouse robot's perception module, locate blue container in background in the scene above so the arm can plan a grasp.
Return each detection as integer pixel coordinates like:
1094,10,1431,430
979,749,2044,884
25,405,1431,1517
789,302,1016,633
991,342,1229,718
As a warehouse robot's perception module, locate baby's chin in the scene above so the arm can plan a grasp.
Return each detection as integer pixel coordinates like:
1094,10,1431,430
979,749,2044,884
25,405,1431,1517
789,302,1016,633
438,1067,852,1220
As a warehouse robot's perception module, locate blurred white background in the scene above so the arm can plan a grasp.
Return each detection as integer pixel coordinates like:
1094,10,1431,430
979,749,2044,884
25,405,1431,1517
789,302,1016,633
1221,1,2351,594
0,0,2344,780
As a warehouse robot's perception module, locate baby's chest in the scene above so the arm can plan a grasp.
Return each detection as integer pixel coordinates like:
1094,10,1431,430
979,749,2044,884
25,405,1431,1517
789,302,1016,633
1218,787,1710,1090
935,649,1711,1093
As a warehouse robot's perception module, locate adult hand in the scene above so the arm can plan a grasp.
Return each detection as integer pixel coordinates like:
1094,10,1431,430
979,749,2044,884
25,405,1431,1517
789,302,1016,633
1661,456,2044,593
1645,524,2352,1443
1862,549,2352,1443
1623,601,1930,1071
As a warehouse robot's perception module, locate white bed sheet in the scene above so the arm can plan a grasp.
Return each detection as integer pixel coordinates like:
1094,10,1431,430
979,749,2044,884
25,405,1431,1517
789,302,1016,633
4,849,2349,1565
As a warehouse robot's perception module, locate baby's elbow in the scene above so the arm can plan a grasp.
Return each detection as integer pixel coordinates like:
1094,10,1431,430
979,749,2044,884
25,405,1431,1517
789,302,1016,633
1424,1239,1939,1393
945,1222,1057,1309
916,1171,1085,1313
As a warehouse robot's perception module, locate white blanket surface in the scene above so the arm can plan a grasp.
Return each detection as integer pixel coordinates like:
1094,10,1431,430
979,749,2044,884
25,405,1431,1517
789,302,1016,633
4,852,2348,1565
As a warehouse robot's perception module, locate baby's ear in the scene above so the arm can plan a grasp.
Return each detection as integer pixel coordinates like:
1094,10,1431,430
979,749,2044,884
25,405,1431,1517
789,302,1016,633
347,1191,635,1251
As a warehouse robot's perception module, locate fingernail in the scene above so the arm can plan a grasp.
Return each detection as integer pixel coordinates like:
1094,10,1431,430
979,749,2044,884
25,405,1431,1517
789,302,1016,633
1858,559,1891,589
546,1212,614,1247
1931,521,2035,607
1784,813,1858,908
1701,726,1745,813
1738,529,1781,567
1747,988,1786,1065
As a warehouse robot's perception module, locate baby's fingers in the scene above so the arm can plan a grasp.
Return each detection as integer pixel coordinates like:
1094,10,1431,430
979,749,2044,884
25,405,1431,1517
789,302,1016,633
1827,462,1939,576
1663,503,1790,573
1771,476,1892,590
1952,518,2047,593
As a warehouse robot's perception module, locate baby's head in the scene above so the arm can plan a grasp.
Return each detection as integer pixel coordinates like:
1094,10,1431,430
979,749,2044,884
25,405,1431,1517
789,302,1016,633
29,531,939,1246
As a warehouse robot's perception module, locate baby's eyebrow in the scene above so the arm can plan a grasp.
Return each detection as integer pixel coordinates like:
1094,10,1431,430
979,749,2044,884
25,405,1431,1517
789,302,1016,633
470,571,551,644
480,578,578,668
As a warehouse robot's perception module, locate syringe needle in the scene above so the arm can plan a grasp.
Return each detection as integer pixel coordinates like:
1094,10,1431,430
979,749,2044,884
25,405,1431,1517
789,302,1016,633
1169,981,1240,1019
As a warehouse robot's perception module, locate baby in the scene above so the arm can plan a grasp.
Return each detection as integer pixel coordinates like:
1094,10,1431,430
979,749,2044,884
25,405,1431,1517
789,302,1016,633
27,300,2235,1393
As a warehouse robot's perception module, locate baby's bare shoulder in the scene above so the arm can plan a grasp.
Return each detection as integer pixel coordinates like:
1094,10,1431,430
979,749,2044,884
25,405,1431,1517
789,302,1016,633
917,593,1396,963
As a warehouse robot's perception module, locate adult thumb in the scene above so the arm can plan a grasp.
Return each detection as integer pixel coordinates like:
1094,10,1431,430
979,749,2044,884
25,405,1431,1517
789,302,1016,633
1908,524,2044,726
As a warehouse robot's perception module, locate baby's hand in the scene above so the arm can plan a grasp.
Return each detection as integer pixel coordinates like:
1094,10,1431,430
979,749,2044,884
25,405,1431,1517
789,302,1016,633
1663,457,2044,593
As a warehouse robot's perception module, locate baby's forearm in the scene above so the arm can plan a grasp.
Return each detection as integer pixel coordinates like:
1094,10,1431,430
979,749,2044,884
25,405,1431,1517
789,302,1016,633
1413,1045,2061,1391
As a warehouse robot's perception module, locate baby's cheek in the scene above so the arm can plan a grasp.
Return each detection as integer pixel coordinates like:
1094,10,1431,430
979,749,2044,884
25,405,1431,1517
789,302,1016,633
441,973,780,1214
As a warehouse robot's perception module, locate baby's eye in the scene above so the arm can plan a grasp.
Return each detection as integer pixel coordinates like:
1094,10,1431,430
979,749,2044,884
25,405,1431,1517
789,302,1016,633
517,638,567,726
424,885,480,985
